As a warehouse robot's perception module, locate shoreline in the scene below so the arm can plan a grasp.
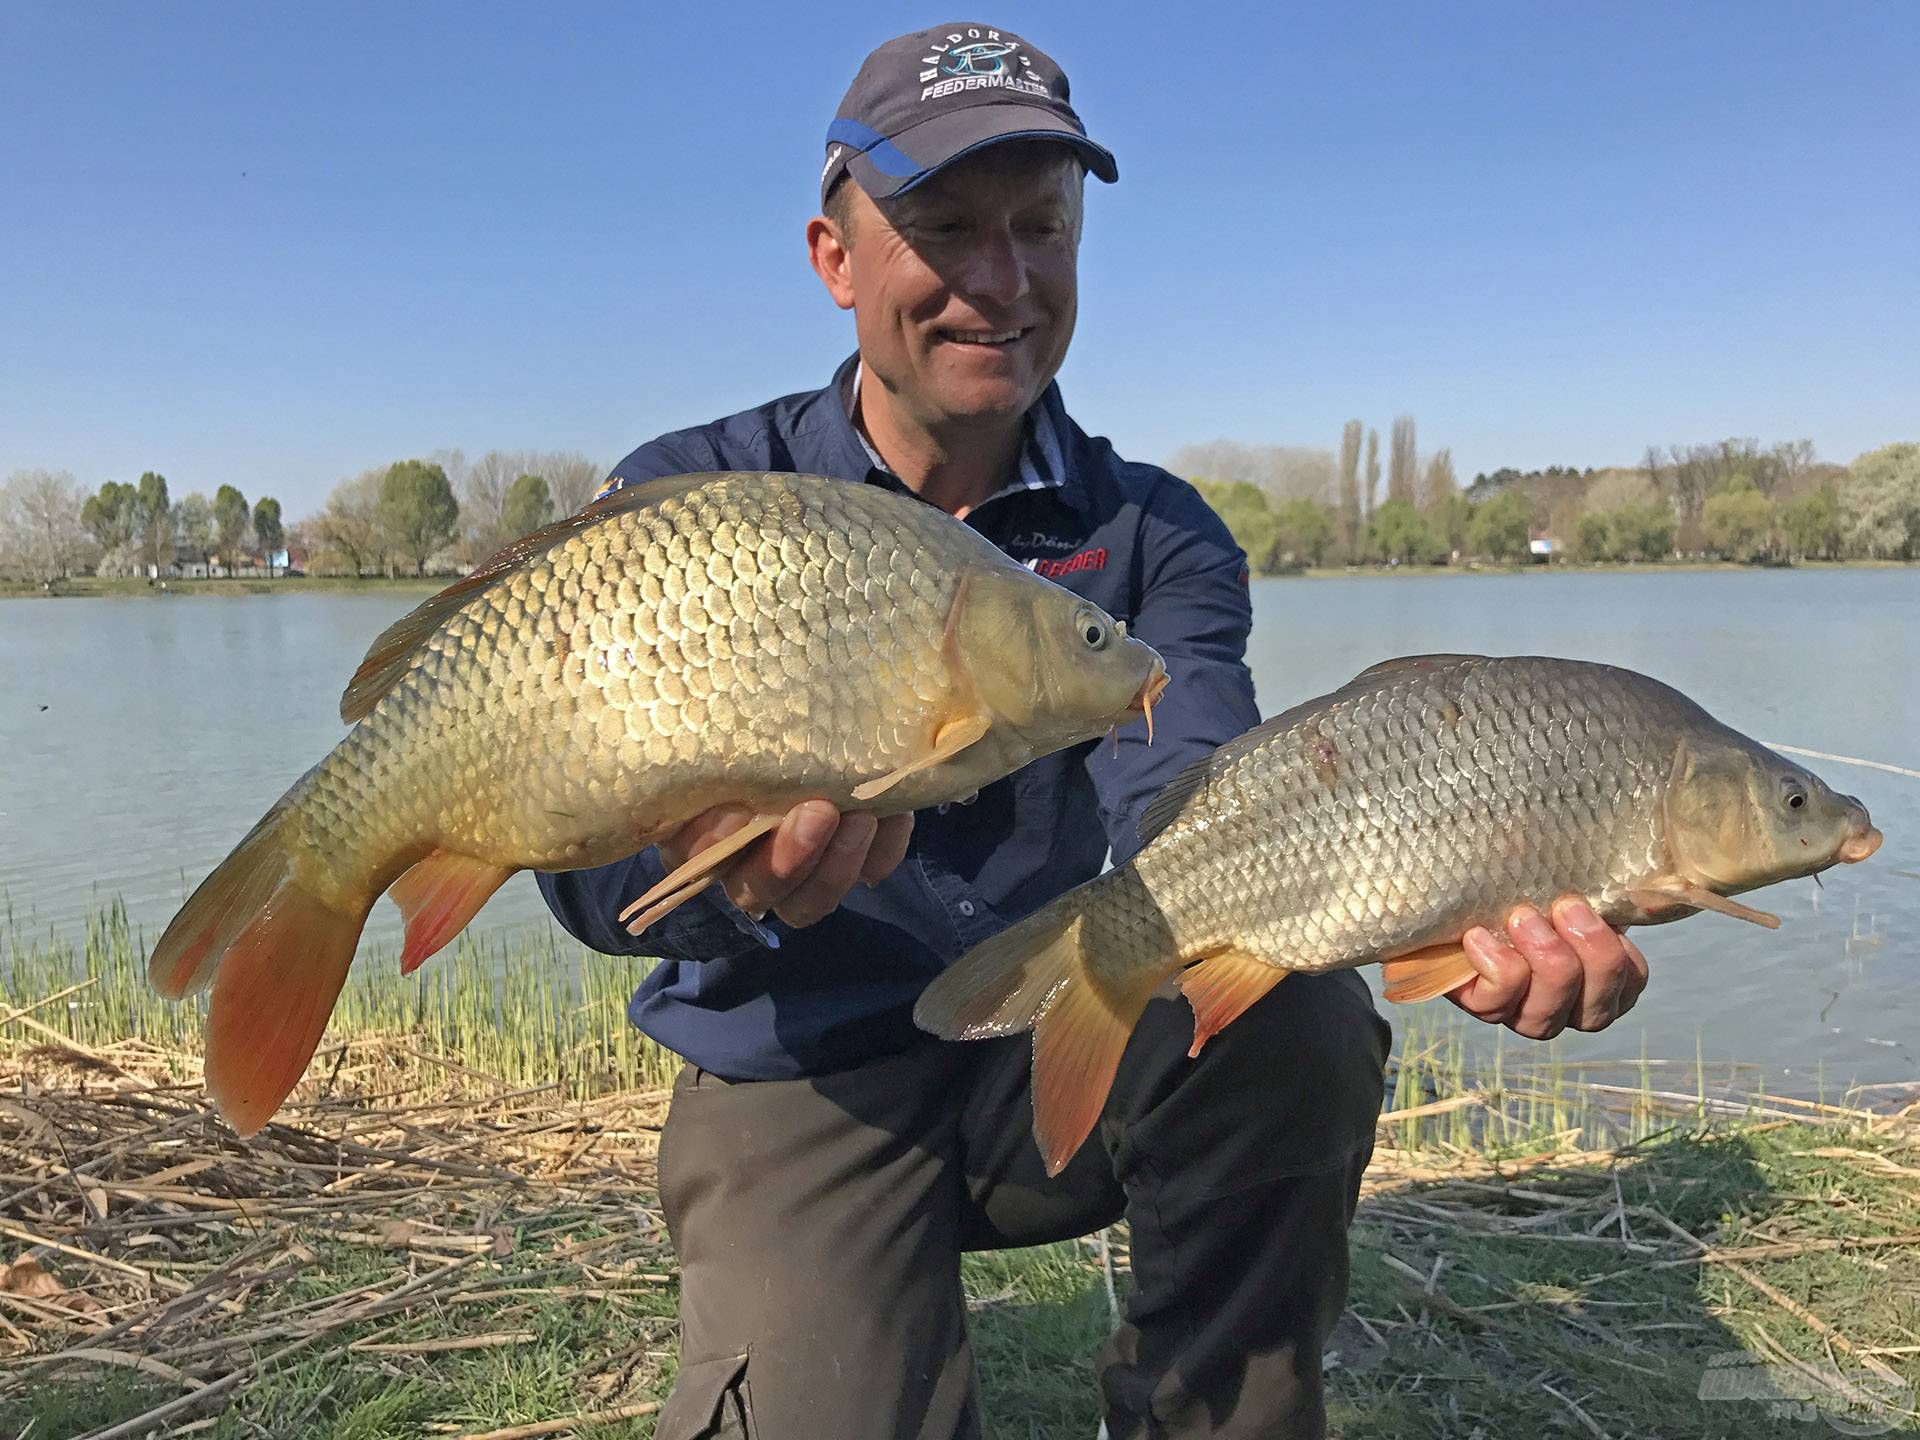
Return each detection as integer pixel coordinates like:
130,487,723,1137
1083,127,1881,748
6,559,1911,600
0,574,446,600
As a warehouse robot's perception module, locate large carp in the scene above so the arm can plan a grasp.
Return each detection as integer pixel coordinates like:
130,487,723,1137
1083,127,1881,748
915,654,1882,1174
151,472,1166,1135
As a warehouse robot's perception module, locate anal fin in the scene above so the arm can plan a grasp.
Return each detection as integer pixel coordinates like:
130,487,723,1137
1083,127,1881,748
620,813,781,935
1178,949,1288,1058
1381,944,1480,1004
390,850,516,974
851,714,992,803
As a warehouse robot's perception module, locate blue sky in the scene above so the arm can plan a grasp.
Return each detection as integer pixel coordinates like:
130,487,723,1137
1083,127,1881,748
3,3,1915,518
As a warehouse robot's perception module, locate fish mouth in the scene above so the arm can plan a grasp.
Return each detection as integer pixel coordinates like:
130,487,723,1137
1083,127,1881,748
1839,825,1883,864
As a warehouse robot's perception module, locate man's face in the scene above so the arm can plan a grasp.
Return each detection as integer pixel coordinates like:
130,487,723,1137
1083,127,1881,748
812,142,1085,434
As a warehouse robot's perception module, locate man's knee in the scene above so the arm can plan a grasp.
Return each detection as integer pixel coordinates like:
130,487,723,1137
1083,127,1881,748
1113,970,1389,1188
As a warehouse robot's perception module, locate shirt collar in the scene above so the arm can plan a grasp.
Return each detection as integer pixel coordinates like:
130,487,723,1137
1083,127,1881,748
842,358,1071,509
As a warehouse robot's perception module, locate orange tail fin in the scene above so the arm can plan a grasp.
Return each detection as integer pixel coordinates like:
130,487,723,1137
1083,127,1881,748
149,793,372,1136
915,880,1179,1176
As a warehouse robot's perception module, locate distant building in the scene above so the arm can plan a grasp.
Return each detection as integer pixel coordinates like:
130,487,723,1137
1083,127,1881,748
1528,536,1557,564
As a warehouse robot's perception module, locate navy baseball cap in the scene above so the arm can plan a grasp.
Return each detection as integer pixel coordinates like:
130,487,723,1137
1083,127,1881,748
820,22,1118,208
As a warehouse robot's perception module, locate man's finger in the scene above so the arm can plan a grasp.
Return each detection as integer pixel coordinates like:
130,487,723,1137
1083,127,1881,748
725,801,840,917
776,812,878,928
861,813,914,885
1503,904,1583,1040
1550,897,1638,1032
1446,926,1529,1025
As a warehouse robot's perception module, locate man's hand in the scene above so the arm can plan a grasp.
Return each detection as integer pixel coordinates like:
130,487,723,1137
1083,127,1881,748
1446,898,1649,1039
657,802,914,930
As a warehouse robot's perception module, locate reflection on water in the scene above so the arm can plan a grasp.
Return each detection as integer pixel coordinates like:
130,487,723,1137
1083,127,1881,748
1,569,1914,1082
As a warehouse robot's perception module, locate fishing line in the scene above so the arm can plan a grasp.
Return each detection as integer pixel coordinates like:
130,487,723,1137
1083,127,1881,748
1760,743,1920,781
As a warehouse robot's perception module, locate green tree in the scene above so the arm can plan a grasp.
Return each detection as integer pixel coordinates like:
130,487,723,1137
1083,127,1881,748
174,493,214,559
1610,499,1675,561
376,459,460,576
1575,510,1616,562
1269,498,1334,568
500,473,555,542
1839,442,1920,560
1776,485,1839,561
1700,477,1775,560
212,484,251,568
1192,478,1278,573
136,471,172,573
1368,498,1444,565
81,480,139,550
253,496,285,575
1467,490,1532,561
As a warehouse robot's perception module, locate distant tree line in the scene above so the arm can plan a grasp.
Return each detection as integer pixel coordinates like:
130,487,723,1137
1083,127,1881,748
0,449,607,583
8,435,1917,585
1178,424,1919,574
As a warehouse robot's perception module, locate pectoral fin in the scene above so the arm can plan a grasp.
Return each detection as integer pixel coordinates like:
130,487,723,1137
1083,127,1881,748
1380,944,1480,1004
620,813,782,935
851,714,992,802
1178,950,1287,1058
1630,881,1779,929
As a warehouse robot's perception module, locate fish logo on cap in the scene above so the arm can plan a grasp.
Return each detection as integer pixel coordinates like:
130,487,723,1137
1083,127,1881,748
941,40,1019,77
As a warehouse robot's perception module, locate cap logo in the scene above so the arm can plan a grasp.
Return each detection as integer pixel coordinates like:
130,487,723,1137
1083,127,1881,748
821,144,846,183
917,27,1047,102
941,40,1018,77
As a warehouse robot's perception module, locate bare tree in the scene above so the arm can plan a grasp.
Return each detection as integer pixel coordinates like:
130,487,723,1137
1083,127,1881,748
1388,415,1417,506
1363,429,1381,517
1336,419,1362,559
1166,441,1336,505
0,469,91,583
1419,448,1457,512
543,452,608,517
459,450,519,562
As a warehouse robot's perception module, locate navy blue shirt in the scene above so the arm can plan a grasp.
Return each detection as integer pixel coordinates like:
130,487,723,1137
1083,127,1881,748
537,356,1261,1080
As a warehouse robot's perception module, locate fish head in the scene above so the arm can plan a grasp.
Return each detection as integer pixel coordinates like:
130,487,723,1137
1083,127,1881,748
1663,734,1882,892
952,565,1166,748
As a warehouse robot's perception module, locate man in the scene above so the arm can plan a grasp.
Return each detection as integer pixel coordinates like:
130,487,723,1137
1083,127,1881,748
541,23,1649,1439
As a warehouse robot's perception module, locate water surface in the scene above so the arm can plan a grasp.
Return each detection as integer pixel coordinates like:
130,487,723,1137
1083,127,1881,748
2,570,1913,1083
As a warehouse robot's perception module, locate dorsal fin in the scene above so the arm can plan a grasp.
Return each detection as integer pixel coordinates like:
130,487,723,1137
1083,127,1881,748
1137,713,1290,842
1351,653,1485,682
339,473,721,724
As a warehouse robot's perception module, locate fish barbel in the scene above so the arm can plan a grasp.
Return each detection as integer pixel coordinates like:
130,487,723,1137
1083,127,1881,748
915,654,1882,1174
150,472,1166,1135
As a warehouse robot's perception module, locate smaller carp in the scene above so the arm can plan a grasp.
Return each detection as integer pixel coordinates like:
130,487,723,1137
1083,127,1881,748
915,654,1883,1175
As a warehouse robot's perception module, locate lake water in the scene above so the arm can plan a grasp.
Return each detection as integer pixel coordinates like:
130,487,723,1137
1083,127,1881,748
2,570,1915,1086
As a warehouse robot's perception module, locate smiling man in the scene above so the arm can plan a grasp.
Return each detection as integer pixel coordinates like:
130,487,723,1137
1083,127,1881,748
539,23,1648,1440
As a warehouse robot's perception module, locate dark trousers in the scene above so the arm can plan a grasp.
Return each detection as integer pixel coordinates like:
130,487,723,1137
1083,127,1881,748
652,970,1390,1440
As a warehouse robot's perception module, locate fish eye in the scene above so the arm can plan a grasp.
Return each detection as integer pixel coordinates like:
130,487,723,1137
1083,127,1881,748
1075,609,1109,651
1779,776,1808,811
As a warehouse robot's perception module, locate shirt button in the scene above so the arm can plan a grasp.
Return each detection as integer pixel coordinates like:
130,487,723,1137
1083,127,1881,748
936,803,951,816
957,900,977,918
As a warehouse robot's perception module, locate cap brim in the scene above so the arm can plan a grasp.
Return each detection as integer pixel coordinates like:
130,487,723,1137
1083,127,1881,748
846,105,1117,201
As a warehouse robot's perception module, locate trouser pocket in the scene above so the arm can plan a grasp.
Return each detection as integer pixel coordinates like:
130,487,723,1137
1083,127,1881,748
655,1352,756,1440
